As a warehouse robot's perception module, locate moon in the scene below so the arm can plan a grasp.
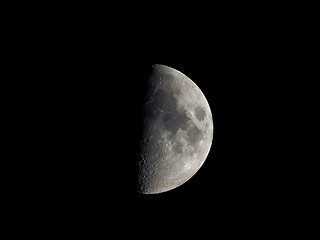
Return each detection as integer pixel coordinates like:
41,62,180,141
137,64,214,194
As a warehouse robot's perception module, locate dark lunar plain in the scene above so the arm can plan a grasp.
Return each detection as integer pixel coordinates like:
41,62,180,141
22,8,302,234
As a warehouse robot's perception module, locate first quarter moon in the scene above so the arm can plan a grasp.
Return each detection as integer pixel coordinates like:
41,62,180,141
137,64,214,194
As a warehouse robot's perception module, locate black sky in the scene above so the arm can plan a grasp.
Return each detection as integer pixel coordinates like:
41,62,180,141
25,5,303,233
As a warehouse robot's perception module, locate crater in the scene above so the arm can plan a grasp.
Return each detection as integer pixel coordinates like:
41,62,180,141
194,106,206,121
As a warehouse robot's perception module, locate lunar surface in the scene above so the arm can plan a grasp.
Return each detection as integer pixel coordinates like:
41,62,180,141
137,64,214,194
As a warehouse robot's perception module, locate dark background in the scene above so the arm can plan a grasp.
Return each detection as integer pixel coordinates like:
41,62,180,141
11,3,308,234
40,29,288,221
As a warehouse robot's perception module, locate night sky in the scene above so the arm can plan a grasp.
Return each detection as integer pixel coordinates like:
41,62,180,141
26,6,299,234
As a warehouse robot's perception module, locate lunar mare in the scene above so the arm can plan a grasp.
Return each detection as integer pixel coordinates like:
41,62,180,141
137,64,214,194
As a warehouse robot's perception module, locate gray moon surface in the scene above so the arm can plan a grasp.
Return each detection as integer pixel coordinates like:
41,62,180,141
137,64,214,194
